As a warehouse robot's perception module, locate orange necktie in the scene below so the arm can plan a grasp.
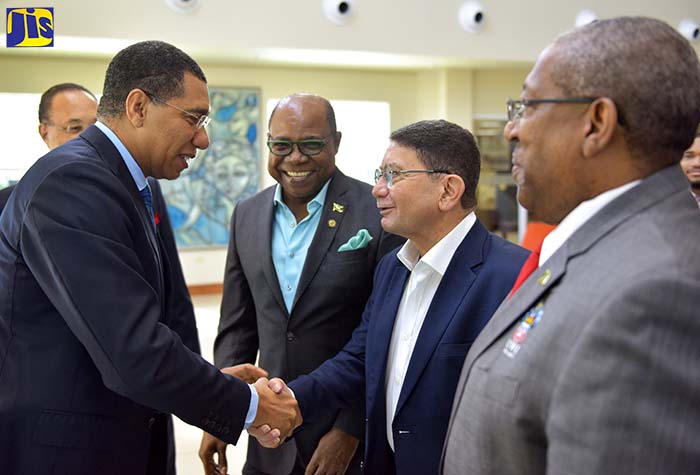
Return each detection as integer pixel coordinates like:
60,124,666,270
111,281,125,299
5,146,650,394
508,244,541,299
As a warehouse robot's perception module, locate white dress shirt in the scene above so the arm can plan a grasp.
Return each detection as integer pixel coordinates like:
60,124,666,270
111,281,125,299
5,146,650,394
539,180,641,266
385,212,476,450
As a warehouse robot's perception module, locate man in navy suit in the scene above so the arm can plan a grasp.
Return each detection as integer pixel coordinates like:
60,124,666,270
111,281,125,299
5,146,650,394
0,82,201,474
0,41,300,475
261,119,529,474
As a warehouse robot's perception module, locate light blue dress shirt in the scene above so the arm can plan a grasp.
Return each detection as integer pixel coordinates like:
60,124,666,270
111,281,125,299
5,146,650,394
94,122,258,428
271,179,331,312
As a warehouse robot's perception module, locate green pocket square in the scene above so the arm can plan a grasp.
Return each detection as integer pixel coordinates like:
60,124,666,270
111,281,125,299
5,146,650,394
338,229,373,252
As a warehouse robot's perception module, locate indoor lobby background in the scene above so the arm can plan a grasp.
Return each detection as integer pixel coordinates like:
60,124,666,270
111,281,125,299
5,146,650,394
1,1,698,472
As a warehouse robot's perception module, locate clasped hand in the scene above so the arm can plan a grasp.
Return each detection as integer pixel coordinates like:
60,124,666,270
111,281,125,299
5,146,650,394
199,368,301,475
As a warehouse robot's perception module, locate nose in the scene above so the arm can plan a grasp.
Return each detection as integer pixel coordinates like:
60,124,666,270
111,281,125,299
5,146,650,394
372,178,389,199
193,127,210,149
285,145,308,164
503,119,516,141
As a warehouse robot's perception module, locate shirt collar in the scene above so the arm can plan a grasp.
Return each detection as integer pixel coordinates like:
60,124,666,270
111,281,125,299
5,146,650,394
273,178,332,213
397,212,476,275
540,179,641,265
95,121,148,192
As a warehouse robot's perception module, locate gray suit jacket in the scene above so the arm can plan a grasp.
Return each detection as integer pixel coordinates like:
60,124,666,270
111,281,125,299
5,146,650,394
216,168,403,474
442,165,700,475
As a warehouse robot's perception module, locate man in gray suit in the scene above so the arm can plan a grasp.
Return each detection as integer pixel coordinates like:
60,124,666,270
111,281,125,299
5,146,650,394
443,16,700,474
200,93,402,475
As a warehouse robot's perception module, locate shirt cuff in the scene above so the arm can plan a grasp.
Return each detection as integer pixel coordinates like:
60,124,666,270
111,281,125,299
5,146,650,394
244,383,258,430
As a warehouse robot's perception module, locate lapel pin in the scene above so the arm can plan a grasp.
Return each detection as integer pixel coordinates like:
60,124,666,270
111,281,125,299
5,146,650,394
332,202,345,213
537,269,552,286
328,219,337,228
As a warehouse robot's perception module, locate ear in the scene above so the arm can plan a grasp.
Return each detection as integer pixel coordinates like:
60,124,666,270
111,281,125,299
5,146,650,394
124,89,150,128
581,97,618,158
332,131,342,153
38,123,49,146
438,175,466,212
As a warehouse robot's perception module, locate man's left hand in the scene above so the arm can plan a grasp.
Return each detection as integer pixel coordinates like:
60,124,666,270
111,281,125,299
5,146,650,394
199,432,228,475
305,427,359,475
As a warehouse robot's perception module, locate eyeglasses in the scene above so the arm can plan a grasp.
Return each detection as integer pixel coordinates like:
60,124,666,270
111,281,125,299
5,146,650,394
142,90,211,129
507,97,596,122
266,134,333,157
43,120,96,134
374,166,450,189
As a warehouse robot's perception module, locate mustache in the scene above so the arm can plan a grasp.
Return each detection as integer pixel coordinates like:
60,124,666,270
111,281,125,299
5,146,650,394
508,140,518,156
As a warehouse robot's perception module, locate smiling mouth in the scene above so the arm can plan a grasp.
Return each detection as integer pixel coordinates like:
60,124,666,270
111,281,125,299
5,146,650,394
285,171,312,178
178,155,194,168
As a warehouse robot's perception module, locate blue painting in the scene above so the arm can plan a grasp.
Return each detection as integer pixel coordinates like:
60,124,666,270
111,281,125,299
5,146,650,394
159,88,261,247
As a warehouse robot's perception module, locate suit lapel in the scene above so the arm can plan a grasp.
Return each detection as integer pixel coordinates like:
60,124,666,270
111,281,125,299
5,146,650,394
444,165,694,462
258,187,288,316
459,165,690,388
393,220,485,417
463,247,567,372
81,126,164,299
366,263,410,414
291,171,348,310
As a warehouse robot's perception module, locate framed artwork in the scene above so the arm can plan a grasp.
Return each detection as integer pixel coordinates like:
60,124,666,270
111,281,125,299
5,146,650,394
159,87,261,247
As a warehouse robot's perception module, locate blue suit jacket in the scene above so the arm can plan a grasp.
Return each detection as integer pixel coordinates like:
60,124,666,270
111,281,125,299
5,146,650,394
0,126,249,475
290,219,529,474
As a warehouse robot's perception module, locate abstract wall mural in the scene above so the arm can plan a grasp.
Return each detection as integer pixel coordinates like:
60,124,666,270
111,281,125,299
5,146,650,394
159,87,261,247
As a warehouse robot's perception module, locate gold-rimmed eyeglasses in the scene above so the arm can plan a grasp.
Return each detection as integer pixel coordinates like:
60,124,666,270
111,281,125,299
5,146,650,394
142,90,211,129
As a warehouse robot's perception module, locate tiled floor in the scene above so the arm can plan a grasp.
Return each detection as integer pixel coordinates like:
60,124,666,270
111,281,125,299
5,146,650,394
174,293,248,475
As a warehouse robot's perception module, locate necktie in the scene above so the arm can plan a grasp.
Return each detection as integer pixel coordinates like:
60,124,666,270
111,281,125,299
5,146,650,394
139,185,156,228
508,243,541,299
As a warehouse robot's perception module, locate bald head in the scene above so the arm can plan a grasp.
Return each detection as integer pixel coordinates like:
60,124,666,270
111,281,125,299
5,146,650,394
269,93,337,135
38,84,98,150
549,17,700,164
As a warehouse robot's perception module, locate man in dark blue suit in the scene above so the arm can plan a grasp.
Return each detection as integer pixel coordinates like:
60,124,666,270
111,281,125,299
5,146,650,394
0,81,201,474
262,120,529,474
0,41,300,475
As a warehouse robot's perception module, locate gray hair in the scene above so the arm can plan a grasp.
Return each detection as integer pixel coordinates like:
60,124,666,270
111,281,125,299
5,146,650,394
551,16,700,164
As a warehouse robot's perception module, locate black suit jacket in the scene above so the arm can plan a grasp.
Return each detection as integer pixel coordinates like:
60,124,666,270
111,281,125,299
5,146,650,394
1,178,199,357
0,184,14,211
0,126,248,475
216,169,404,473
0,167,199,475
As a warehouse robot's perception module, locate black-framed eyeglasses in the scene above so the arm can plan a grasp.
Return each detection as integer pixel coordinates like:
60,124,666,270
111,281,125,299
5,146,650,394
141,90,211,129
266,134,333,157
507,97,596,122
374,166,450,189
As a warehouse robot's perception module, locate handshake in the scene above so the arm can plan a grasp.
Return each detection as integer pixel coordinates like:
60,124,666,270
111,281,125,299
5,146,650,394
199,364,301,475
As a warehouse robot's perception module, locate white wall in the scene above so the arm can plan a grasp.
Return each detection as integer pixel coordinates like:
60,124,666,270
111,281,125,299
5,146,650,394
2,0,697,64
